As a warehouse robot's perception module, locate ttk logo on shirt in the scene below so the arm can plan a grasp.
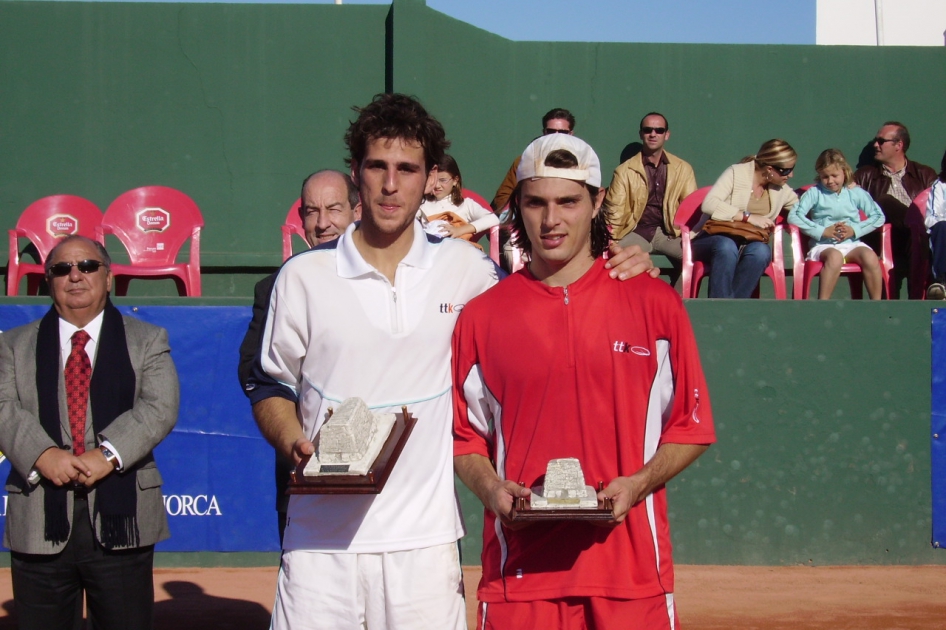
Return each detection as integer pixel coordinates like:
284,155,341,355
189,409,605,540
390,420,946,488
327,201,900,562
440,303,464,314
136,207,171,233
613,341,650,356
46,214,79,238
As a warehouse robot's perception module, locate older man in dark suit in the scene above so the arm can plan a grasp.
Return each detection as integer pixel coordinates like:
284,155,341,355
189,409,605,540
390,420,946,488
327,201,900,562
0,235,179,630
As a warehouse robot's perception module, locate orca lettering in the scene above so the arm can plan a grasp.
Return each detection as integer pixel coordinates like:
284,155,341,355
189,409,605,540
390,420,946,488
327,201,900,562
162,494,222,516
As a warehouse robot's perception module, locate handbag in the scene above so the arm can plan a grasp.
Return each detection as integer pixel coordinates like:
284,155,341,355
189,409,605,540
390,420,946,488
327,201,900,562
702,219,771,244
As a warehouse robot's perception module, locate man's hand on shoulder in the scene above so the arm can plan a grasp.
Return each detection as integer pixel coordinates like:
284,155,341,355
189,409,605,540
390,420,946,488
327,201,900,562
34,447,91,486
76,449,116,487
606,242,658,280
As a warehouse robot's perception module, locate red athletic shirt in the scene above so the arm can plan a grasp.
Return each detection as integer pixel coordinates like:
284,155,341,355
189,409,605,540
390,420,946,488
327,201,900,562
453,257,716,602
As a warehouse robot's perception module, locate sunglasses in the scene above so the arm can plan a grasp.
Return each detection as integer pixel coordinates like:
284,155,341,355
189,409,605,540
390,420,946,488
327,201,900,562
47,260,106,277
873,137,898,146
543,128,571,135
640,127,667,135
767,164,794,177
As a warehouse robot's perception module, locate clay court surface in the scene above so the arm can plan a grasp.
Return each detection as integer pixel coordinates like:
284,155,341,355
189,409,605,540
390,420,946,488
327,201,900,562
0,564,944,628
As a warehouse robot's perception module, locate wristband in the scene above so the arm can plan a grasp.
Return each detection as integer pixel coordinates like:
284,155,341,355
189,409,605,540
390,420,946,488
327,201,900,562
742,211,751,223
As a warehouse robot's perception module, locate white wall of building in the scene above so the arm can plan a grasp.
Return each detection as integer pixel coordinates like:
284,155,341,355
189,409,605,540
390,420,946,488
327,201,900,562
817,0,946,46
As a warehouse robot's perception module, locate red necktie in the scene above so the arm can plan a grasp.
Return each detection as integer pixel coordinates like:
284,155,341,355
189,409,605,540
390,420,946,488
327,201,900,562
65,330,92,455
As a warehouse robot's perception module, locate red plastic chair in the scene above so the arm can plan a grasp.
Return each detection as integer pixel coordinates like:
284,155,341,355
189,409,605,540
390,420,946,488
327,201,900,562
910,188,932,300
281,198,305,261
97,186,203,296
674,187,787,299
789,185,893,299
462,189,500,265
7,195,103,296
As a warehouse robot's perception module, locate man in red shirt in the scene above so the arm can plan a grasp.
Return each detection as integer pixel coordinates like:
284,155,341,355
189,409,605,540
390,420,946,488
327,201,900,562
453,134,716,630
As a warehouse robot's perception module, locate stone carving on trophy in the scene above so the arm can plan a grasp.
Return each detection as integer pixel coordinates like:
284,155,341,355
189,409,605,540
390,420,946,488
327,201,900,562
511,456,614,522
530,458,599,509
288,397,417,495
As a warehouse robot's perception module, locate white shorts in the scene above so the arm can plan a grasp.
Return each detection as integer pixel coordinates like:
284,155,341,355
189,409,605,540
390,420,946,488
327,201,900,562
807,240,872,262
270,542,466,630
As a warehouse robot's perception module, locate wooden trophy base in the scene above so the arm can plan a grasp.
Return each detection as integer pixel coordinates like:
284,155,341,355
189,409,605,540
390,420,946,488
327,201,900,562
287,407,417,495
510,481,615,522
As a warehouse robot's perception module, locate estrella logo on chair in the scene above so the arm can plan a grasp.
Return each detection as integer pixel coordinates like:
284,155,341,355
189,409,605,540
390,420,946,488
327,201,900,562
136,207,171,233
46,214,79,238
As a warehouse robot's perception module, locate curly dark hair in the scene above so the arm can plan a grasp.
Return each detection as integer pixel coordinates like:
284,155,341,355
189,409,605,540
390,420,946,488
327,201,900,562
344,93,449,173
507,149,611,259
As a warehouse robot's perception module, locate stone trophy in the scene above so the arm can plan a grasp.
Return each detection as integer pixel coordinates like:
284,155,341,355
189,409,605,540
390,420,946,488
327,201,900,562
287,397,416,495
511,457,614,522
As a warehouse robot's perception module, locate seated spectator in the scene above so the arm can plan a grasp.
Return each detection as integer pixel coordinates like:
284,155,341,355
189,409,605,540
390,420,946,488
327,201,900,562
490,108,575,213
605,112,697,284
854,122,937,299
788,149,884,299
924,147,946,300
419,155,499,242
693,139,798,298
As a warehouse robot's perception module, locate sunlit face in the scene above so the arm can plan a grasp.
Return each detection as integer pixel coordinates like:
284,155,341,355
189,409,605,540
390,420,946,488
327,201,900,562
873,125,903,165
431,171,459,202
819,164,846,194
48,238,112,326
519,176,604,280
638,114,670,155
352,136,436,241
300,172,361,246
543,117,573,135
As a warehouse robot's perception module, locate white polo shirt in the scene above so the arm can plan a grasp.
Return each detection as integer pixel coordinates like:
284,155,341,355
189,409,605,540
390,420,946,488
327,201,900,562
260,221,499,553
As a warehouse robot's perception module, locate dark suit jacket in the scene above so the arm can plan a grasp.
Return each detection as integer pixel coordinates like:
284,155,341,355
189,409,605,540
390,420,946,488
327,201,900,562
0,314,179,554
237,272,276,390
237,272,292,513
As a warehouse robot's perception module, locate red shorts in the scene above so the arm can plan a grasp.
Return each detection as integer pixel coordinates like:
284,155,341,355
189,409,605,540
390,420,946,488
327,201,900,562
477,594,679,630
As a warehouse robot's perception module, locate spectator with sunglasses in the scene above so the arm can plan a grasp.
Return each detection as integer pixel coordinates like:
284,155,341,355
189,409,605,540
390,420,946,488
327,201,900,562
854,122,936,299
604,112,697,285
692,139,799,298
490,107,576,214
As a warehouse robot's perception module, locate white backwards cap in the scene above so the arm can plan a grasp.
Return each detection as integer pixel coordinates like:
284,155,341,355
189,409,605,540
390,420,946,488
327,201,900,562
516,134,602,188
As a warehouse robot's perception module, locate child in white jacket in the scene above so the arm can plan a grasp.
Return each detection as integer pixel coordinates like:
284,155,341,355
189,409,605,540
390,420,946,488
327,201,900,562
419,155,499,242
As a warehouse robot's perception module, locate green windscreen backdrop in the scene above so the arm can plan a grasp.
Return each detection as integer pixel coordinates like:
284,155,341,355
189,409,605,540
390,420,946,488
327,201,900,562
2,0,944,281
1,0,944,567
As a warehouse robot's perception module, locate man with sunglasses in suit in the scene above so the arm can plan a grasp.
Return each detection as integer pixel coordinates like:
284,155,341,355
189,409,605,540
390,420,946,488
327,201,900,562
604,112,697,285
0,235,179,630
854,121,936,298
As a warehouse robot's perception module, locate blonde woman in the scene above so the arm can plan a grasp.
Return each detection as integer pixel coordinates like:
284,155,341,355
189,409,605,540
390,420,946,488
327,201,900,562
693,139,799,298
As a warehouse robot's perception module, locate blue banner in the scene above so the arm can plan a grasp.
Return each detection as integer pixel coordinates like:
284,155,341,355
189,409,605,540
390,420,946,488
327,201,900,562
932,309,946,549
0,305,280,552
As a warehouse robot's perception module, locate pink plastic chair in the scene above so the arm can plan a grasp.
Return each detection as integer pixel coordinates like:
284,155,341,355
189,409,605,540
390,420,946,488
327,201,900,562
97,186,203,296
7,195,103,296
789,184,894,299
462,189,500,265
674,187,787,299
281,198,305,261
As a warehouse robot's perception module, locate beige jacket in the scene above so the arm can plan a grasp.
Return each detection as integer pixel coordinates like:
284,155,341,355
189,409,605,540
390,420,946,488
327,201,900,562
703,161,798,222
605,150,697,241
